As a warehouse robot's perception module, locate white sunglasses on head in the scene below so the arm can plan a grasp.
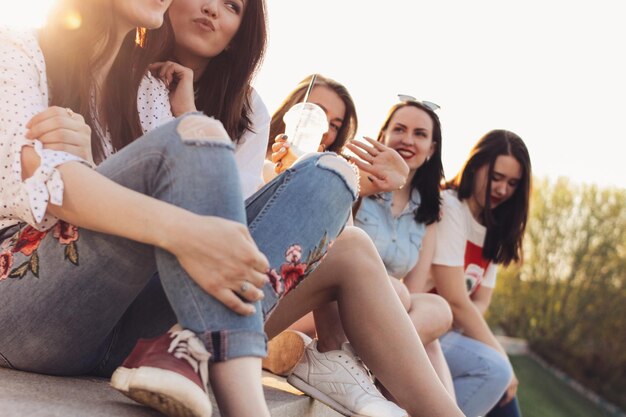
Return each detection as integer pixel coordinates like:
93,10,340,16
397,94,441,112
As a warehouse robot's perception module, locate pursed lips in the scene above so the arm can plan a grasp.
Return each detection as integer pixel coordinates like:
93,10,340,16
193,17,216,32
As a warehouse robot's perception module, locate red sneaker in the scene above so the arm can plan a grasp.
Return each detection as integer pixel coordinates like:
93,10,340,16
111,327,212,417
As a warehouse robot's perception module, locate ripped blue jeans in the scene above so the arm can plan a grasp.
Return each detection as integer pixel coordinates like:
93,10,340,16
0,113,357,376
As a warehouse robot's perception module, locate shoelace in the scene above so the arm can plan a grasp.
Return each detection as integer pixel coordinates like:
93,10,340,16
168,329,211,392
341,344,380,394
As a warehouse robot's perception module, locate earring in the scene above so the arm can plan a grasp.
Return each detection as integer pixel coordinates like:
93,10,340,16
135,27,147,47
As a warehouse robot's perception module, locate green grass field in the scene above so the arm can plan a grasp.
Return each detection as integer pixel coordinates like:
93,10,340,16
511,355,616,417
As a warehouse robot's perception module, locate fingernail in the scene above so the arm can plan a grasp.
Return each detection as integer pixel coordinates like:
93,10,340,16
279,148,286,153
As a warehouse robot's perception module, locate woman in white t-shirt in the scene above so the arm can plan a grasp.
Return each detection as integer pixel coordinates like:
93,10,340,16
429,130,532,417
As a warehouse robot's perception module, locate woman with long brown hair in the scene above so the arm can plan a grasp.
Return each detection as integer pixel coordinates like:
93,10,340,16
0,1,356,417
429,129,532,417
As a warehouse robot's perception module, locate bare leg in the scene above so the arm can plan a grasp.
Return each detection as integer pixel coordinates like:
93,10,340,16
288,311,316,338
309,277,448,351
425,340,456,400
313,303,347,351
265,227,464,417
210,357,270,417
307,276,409,353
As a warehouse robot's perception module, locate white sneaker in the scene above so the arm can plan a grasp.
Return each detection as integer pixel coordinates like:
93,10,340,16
287,340,408,417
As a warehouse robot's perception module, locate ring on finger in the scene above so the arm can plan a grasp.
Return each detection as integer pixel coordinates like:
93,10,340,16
240,281,250,293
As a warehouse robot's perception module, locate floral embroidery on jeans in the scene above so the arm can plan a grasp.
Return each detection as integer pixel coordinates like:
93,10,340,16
53,221,80,264
268,232,333,297
0,221,80,281
0,247,14,281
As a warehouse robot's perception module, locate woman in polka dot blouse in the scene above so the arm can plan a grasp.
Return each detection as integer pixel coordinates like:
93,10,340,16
0,1,359,417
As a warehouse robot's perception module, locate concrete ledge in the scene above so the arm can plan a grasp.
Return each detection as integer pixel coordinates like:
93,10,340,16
0,368,341,417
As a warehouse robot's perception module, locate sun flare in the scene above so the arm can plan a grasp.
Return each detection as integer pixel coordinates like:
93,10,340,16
0,0,56,29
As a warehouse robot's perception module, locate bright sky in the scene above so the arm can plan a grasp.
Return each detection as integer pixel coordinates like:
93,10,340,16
254,0,626,189
3,0,624,188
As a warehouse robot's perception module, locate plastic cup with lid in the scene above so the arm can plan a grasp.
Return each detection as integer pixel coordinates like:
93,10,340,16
282,102,328,157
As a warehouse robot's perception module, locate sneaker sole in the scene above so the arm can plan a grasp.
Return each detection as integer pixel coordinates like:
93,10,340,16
262,331,307,377
111,366,212,417
287,373,369,417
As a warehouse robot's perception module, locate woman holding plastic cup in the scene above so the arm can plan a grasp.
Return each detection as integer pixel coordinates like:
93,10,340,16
265,74,409,195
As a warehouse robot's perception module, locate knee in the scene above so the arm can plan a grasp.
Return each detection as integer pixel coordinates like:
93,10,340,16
487,353,514,389
410,294,453,340
176,114,231,145
314,154,359,200
338,227,376,256
336,227,386,280
429,294,453,334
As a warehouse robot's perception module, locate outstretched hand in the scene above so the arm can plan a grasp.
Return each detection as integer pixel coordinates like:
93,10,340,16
149,61,197,117
344,137,409,195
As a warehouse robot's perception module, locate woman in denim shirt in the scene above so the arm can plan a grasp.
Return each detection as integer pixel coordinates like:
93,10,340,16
353,98,456,398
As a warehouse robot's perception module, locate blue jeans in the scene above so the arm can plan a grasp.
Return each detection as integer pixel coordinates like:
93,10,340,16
441,331,513,417
487,397,522,417
0,114,356,376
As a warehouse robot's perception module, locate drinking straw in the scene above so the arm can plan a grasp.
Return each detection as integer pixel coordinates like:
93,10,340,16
292,74,318,142
302,74,317,104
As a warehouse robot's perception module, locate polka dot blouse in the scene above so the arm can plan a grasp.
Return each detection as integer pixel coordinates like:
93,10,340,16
0,27,174,233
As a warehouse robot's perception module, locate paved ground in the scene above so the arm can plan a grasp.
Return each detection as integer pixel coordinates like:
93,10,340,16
0,336,530,416
0,368,341,417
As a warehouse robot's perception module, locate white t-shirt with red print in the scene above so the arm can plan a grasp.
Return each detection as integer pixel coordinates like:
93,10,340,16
429,189,497,296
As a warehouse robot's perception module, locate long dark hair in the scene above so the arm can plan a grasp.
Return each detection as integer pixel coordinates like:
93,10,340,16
374,101,444,225
40,0,145,164
447,129,532,265
268,74,358,157
137,0,268,142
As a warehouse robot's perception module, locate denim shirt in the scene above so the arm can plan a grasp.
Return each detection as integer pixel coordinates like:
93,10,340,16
354,189,427,278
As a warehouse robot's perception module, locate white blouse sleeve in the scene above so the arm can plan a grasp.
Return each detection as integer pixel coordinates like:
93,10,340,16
235,88,270,199
432,191,467,267
0,28,90,231
138,72,175,133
